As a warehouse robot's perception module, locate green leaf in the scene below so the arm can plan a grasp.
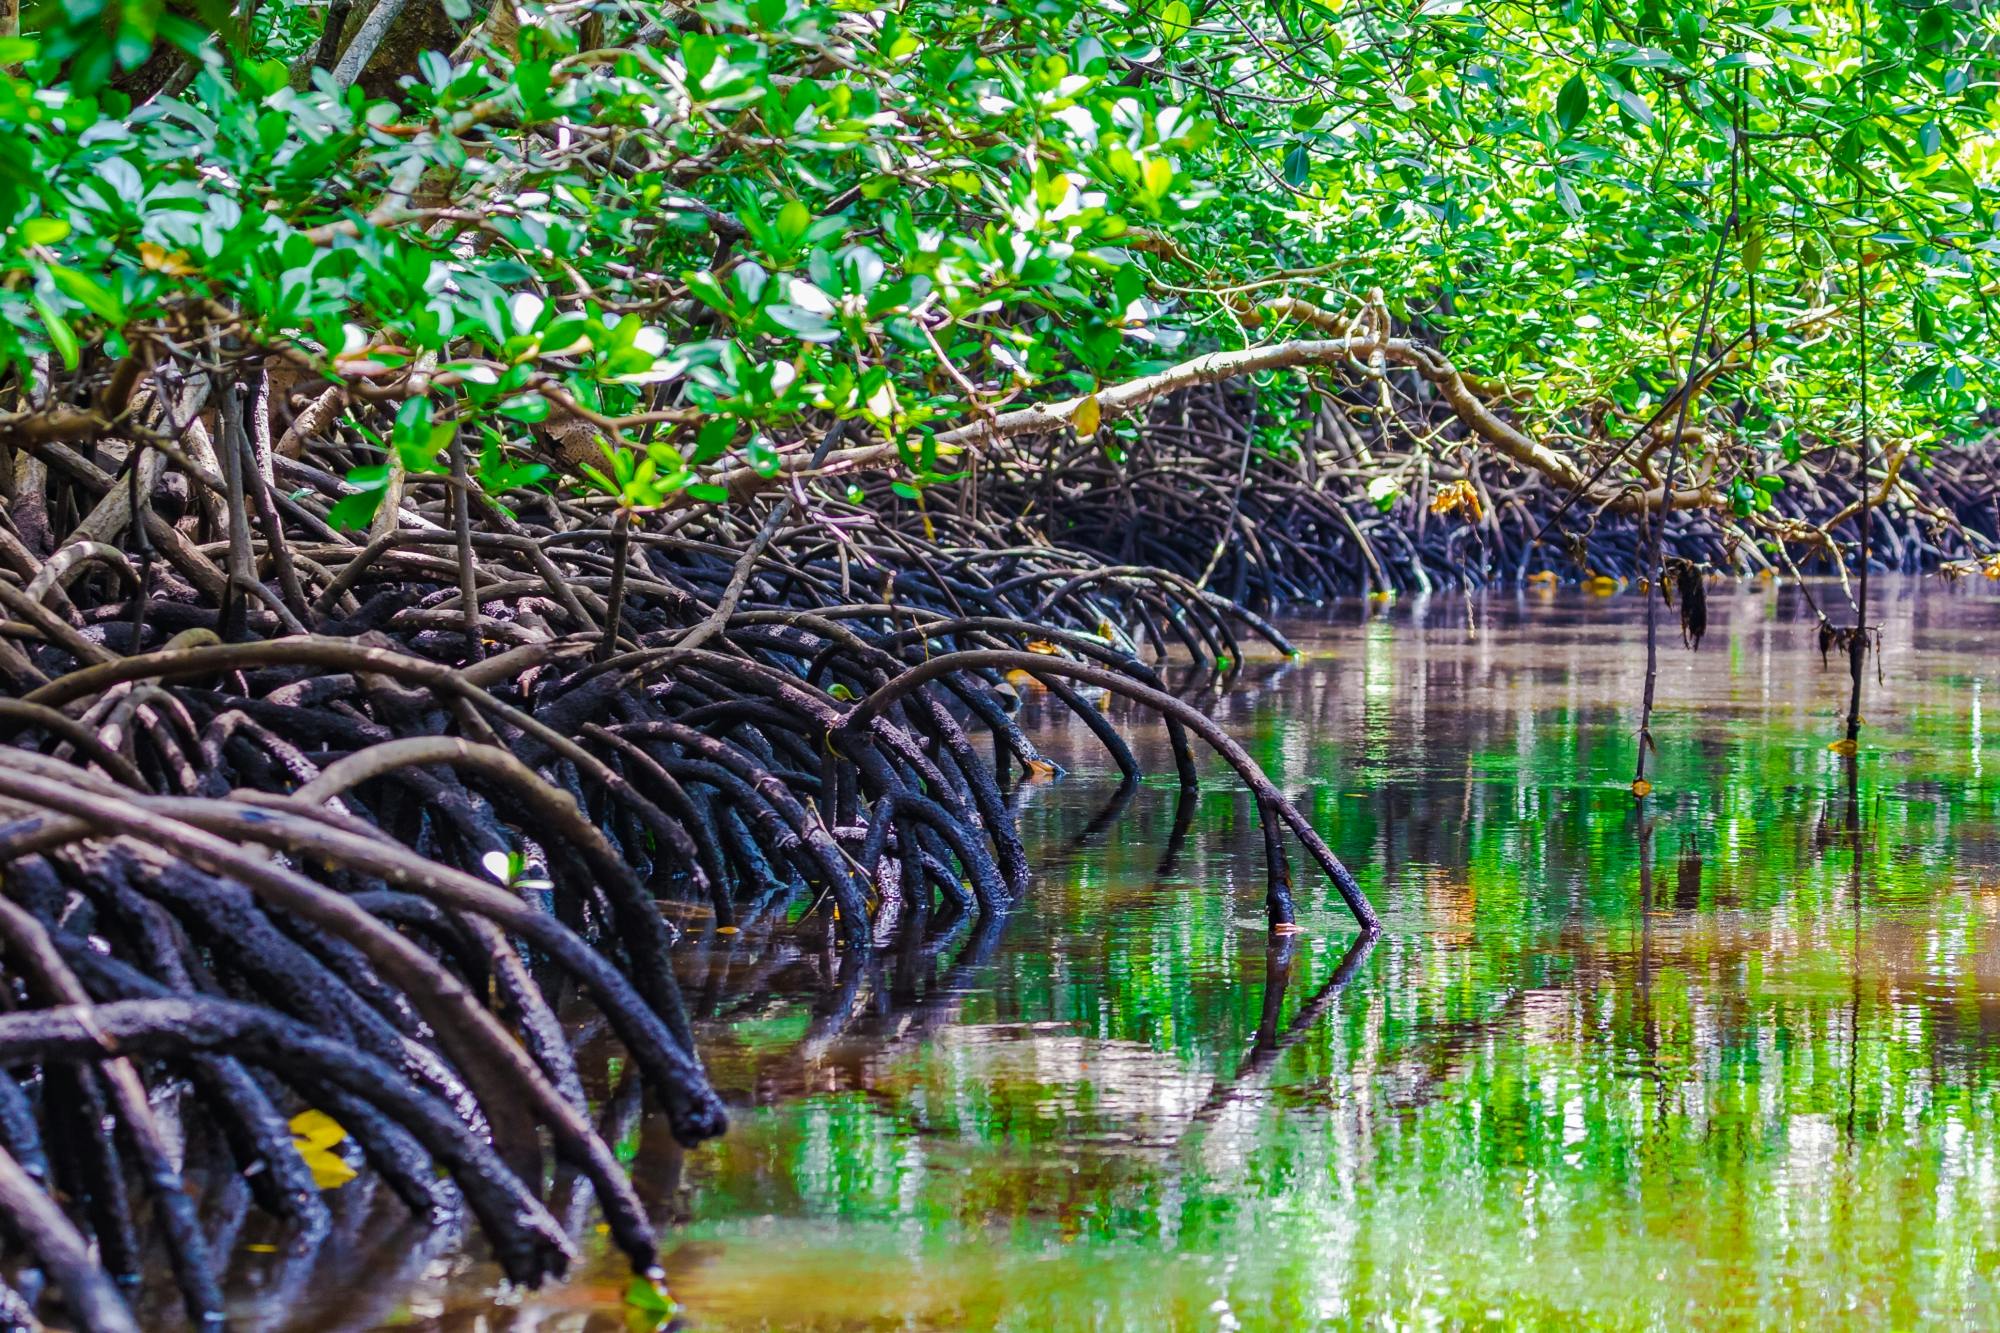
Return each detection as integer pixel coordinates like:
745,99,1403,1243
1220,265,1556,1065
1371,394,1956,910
1553,176,1582,219
1555,74,1589,133
692,418,737,463
516,59,553,107
244,57,290,96
19,217,70,246
1282,142,1311,189
541,316,591,354
624,1276,677,1316
49,268,126,326
31,290,78,370
1917,5,1952,44
1601,77,1654,127
326,490,386,531
1159,0,1193,43
776,199,812,249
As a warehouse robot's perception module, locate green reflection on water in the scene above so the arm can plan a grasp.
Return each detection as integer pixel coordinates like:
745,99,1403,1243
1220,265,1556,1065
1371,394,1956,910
385,580,2000,1330
665,583,2000,1331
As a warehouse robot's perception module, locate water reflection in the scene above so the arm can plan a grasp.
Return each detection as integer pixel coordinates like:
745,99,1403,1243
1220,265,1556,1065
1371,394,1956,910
335,578,2000,1330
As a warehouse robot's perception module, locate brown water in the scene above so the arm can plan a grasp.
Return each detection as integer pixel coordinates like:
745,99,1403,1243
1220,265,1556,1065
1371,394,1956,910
266,577,2000,1330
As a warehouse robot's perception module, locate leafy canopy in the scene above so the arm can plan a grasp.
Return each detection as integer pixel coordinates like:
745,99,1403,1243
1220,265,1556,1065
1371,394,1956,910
1,0,1994,525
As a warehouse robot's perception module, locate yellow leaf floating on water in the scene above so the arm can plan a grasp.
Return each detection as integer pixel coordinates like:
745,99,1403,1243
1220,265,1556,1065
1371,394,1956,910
1023,639,1061,655
1584,575,1620,595
1526,570,1558,586
1071,394,1102,437
289,1110,358,1190
1024,758,1060,778
1826,738,1858,757
1630,778,1653,798
1003,668,1039,687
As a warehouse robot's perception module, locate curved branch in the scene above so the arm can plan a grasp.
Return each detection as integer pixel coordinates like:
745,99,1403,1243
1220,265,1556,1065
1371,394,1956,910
699,300,1724,519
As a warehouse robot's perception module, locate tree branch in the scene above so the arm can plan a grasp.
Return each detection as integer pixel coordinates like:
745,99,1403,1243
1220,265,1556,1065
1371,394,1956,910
701,300,1723,518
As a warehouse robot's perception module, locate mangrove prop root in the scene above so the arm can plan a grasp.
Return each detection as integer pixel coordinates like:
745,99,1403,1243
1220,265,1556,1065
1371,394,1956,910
0,382,1380,1329
872,382,2000,606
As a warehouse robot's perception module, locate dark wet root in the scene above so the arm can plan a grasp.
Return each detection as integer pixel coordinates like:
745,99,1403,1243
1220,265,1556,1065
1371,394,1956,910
853,383,2000,601
0,379,1374,1329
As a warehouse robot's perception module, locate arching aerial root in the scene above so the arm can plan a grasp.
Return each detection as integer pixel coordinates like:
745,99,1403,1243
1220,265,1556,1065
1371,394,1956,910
0,419,1374,1328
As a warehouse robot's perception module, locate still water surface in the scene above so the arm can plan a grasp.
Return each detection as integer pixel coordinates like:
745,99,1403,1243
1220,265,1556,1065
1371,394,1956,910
341,579,2000,1329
